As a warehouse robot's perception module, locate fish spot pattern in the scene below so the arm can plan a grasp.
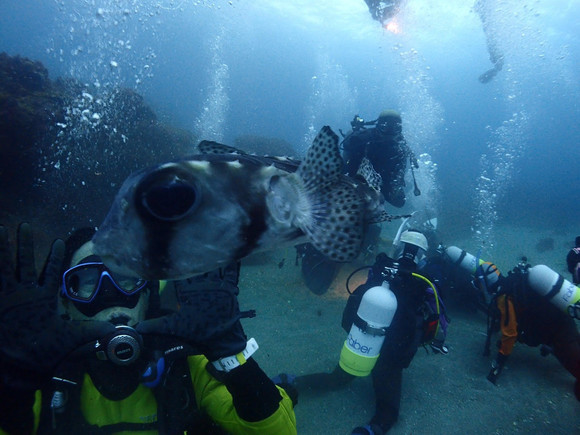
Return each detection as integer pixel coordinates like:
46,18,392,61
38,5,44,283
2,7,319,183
306,180,364,262
299,126,342,190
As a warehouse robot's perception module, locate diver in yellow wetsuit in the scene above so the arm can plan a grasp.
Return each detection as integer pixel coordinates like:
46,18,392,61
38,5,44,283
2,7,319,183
0,224,296,434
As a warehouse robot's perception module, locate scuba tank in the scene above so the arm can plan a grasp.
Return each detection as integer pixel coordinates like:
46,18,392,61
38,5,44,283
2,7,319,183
527,265,580,313
445,246,501,292
339,281,397,377
445,246,495,276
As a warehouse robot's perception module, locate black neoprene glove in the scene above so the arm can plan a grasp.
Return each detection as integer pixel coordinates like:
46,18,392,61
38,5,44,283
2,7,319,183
136,269,247,361
568,302,580,320
0,224,115,390
216,358,283,422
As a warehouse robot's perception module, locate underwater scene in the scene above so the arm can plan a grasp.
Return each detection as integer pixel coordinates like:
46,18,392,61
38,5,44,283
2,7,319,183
1,0,579,434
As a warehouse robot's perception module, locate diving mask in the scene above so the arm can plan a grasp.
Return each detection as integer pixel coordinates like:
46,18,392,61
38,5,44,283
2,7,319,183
62,260,148,303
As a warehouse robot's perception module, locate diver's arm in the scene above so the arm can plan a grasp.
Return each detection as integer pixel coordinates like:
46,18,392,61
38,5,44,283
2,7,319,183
0,383,37,435
187,355,296,434
342,136,364,178
566,249,579,275
220,358,288,421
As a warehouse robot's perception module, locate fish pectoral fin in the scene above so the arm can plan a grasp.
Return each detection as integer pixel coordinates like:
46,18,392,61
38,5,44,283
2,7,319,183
300,180,365,263
266,175,307,226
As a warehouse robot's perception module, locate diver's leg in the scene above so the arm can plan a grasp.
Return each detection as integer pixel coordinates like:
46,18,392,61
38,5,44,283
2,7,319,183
550,318,580,394
369,360,402,432
295,365,355,393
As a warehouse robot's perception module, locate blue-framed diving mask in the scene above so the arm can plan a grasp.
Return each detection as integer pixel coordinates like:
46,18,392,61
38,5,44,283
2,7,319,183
62,256,149,317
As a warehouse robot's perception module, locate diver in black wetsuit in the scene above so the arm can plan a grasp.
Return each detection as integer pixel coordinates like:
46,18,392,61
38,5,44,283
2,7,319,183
566,236,580,285
286,231,445,435
342,110,416,209
364,0,402,24
474,0,504,83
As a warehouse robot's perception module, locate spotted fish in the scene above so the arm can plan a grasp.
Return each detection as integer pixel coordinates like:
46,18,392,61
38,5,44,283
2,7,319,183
93,126,382,280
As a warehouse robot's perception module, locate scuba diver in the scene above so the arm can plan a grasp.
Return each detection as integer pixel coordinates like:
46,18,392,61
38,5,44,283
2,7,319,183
286,230,448,435
474,0,504,84
566,236,580,285
0,223,297,434
299,110,420,296
364,0,402,25
444,246,580,401
343,110,419,209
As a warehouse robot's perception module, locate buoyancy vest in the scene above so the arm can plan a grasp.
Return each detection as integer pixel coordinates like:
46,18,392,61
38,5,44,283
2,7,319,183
39,353,227,435
342,259,444,351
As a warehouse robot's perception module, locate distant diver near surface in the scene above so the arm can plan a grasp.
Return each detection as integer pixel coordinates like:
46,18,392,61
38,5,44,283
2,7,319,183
364,0,402,25
474,0,504,84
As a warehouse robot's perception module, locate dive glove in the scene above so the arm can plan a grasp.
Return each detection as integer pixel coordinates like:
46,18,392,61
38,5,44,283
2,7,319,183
568,302,580,320
0,224,115,389
176,271,248,362
136,266,248,361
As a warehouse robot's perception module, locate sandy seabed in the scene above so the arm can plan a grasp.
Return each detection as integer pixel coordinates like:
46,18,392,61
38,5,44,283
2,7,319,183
238,220,580,435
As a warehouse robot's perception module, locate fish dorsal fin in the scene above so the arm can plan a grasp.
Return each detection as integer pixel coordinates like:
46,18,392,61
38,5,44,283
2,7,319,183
357,157,383,192
197,140,246,155
298,126,342,190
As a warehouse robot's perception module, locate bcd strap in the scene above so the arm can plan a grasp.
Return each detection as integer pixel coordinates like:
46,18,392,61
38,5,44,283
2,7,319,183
544,274,564,302
454,249,467,267
353,314,387,336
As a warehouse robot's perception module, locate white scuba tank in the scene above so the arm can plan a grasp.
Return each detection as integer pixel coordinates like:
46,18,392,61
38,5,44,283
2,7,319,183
445,246,500,287
339,282,397,377
527,265,580,312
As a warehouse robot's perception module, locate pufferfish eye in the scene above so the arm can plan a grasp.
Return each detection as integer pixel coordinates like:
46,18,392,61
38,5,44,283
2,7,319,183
136,166,201,222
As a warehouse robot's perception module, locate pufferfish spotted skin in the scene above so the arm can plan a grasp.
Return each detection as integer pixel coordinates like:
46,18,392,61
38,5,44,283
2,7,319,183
93,126,388,280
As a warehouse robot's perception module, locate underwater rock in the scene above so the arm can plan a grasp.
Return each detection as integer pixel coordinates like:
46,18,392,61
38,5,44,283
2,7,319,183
0,53,197,235
0,53,63,184
0,52,50,95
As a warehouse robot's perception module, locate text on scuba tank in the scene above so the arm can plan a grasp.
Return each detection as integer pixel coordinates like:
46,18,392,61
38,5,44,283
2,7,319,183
563,284,575,303
347,334,373,354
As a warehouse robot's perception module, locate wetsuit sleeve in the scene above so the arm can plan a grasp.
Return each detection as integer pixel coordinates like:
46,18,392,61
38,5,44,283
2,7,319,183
0,387,40,435
497,294,518,356
566,250,576,274
187,355,296,435
566,249,580,283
